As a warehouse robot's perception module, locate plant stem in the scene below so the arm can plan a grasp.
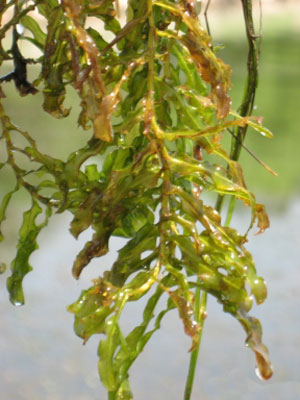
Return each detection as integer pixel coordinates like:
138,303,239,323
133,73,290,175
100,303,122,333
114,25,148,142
184,162,228,399
184,288,207,400
108,392,115,400
216,0,262,208
225,196,236,227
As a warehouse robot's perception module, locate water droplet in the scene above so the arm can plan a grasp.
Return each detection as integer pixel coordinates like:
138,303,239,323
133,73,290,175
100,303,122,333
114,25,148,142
201,311,208,320
16,24,24,35
255,364,273,381
13,300,23,307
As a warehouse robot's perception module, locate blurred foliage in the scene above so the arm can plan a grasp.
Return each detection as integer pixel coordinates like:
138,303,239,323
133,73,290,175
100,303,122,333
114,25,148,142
0,1,274,399
217,20,300,199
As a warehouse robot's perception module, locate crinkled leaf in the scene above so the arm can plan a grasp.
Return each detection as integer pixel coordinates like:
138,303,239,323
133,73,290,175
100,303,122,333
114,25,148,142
98,294,128,392
42,8,70,118
67,280,115,342
20,15,46,49
70,189,102,239
237,309,273,380
72,226,111,279
169,290,201,351
6,201,51,306
110,224,158,286
0,185,19,242
113,206,154,238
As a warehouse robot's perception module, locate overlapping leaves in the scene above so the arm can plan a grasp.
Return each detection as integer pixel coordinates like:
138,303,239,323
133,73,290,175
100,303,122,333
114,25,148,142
0,0,273,398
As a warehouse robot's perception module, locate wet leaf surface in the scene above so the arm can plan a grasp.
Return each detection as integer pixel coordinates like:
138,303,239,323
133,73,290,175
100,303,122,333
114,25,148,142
0,0,274,397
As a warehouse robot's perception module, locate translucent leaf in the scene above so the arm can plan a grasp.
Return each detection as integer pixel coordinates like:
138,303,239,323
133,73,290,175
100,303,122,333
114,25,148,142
172,42,206,95
169,290,201,351
87,27,109,51
6,202,51,306
237,310,273,380
110,224,158,286
85,164,100,182
72,227,111,279
98,294,128,392
42,8,70,118
67,280,115,343
20,15,46,48
70,189,101,239
230,111,274,139
113,206,154,238
0,185,19,242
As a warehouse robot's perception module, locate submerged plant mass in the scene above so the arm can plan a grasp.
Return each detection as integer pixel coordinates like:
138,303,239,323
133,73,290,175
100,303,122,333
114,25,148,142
0,1,273,398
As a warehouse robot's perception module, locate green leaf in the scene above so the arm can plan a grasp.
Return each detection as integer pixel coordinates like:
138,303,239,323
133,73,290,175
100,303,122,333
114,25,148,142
20,15,46,49
42,7,70,118
172,42,206,95
110,224,158,286
0,185,19,242
85,164,100,182
6,201,51,306
67,281,115,342
230,111,274,138
113,206,154,238
246,120,274,138
72,226,111,279
98,294,128,392
70,189,101,239
87,27,109,51
37,0,59,17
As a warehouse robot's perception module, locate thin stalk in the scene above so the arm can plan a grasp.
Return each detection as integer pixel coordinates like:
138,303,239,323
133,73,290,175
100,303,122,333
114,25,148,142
225,196,236,227
184,289,207,400
216,0,262,220
184,159,228,399
231,0,261,160
108,392,114,400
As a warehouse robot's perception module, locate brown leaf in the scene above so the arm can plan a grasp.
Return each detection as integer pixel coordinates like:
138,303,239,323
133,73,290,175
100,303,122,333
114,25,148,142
169,291,201,352
238,310,273,380
72,230,111,279
180,14,232,119
255,203,270,235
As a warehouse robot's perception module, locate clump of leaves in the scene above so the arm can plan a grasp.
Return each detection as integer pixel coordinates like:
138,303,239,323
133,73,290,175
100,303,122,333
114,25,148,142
0,1,274,399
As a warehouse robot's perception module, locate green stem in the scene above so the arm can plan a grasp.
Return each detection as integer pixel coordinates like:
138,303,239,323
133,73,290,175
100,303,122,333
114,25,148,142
184,148,228,399
230,0,261,161
225,196,236,227
184,289,207,400
216,0,261,208
108,391,115,400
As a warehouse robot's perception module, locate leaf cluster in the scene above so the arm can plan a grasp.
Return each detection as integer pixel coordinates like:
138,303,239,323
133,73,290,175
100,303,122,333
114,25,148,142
0,1,273,398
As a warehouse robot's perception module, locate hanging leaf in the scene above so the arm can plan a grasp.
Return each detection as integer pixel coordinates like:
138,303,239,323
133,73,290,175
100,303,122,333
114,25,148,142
0,1,274,397
20,15,46,49
6,201,51,306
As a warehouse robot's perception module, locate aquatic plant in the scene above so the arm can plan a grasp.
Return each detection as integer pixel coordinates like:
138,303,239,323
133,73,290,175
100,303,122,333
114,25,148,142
0,1,274,398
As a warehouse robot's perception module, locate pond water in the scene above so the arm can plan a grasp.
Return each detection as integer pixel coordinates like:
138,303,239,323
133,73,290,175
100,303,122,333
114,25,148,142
0,197,299,400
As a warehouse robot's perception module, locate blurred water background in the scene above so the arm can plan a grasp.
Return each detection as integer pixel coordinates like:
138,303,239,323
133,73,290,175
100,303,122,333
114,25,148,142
1,1,300,399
